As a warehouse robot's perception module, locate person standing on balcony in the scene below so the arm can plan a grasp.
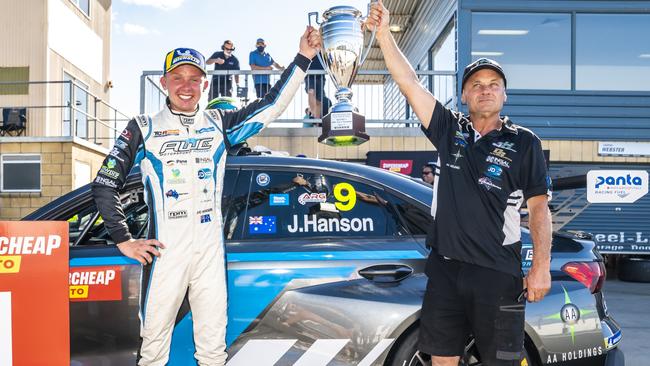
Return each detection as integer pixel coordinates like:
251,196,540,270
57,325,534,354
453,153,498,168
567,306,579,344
305,55,331,119
91,27,320,366
366,1,553,365
207,40,240,99
249,38,284,98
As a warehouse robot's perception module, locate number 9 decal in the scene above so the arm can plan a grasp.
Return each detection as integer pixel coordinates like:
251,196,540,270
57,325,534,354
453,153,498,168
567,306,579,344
334,182,356,211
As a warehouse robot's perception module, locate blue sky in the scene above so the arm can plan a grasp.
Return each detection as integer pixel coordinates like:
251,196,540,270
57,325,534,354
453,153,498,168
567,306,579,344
110,0,369,115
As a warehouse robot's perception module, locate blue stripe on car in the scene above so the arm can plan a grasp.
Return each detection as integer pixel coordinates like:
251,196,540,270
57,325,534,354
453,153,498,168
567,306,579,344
228,250,425,262
70,256,140,266
69,250,425,267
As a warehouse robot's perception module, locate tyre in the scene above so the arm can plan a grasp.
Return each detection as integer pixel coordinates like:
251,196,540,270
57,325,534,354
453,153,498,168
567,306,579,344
618,256,650,283
385,327,535,366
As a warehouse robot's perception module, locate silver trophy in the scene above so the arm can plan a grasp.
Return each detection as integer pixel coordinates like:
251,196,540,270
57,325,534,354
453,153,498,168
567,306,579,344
309,5,376,146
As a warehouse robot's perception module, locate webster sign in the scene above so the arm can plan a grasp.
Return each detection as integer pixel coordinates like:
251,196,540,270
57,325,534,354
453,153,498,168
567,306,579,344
587,170,649,203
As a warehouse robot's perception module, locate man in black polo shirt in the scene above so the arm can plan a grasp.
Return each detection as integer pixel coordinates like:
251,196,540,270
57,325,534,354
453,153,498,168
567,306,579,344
367,2,552,366
207,40,240,99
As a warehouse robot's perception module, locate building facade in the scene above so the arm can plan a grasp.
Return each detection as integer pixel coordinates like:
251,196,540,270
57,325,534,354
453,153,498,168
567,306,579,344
0,0,114,220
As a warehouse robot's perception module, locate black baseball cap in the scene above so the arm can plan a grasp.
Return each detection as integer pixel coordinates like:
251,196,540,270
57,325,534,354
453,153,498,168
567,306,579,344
462,58,507,90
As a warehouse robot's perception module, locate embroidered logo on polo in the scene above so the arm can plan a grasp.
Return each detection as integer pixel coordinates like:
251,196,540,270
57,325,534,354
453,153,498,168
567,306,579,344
446,149,464,170
490,148,512,162
454,130,468,147
486,155,510,168
485,164,503,179
478,177,502,190
492,141,517,152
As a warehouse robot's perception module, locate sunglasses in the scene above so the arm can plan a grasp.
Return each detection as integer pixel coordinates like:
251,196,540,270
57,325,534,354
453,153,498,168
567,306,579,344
421,171,432,175
224,47,235,51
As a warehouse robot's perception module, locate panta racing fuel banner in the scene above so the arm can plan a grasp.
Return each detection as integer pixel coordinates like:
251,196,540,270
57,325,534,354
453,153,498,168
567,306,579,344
0,221,69,366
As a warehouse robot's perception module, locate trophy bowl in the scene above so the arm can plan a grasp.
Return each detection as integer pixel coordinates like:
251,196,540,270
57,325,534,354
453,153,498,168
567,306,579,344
309,5,375,146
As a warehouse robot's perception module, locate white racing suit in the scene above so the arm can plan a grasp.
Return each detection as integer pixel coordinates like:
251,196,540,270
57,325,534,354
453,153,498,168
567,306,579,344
91,53,310,365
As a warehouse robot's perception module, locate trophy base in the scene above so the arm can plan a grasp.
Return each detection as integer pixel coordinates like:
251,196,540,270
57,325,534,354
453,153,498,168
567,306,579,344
318,109,369,146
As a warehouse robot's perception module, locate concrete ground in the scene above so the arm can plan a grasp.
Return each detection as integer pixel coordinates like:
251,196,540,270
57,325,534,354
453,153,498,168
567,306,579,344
601,278,650,366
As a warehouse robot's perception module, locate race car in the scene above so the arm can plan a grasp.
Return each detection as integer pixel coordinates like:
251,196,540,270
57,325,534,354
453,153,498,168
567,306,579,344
24,155,623,365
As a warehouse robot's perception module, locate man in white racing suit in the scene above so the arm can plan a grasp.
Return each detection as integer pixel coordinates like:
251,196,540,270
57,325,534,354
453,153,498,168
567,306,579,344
91,28,320,366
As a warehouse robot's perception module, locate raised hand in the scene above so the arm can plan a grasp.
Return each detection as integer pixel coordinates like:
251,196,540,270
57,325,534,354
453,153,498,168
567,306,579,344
299,25,321,59
366,0,390,37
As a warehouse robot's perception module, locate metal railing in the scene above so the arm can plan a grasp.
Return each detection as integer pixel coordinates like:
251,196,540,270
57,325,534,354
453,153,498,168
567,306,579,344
0,80,130,147
140,69,457,128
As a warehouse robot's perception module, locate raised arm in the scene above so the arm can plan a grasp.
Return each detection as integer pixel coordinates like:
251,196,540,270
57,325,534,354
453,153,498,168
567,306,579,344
367,0,436,129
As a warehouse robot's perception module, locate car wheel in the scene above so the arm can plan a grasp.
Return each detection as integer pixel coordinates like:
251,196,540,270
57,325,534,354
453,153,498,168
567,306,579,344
386,327,535,366
617,256,650,283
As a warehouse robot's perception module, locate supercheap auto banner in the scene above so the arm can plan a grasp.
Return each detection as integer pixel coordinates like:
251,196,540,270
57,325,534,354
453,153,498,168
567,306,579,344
0,221,69,366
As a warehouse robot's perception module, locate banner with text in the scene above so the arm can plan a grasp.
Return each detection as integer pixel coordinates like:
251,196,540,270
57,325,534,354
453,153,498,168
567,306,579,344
587,170,649,203
0,221,69,366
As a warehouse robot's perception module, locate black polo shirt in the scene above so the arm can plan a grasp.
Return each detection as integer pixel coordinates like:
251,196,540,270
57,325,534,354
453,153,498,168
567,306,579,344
422,100,551,277
209,51,240,82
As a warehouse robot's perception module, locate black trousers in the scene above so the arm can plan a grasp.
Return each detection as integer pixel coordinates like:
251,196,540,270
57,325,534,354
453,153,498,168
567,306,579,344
419,254,525,365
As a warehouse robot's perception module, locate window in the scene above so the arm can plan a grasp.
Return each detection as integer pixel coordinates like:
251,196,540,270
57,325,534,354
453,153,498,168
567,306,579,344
224,170,408,241
471,12,571,90
431,20,456,72
67,199,149,246
384,194,431,236
1,154,40,192
576,14,650,91
429,19,456,106
63,72,89,138
70,0,90,16
0,67,29,95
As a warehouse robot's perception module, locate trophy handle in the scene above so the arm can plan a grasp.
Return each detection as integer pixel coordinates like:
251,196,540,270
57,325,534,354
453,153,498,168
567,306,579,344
359,1,377,66
308,11,328,76
308,11,321,26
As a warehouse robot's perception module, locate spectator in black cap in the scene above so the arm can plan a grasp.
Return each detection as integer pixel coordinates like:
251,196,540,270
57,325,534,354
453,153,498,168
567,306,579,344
207,40,240,99
367,2,552,365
